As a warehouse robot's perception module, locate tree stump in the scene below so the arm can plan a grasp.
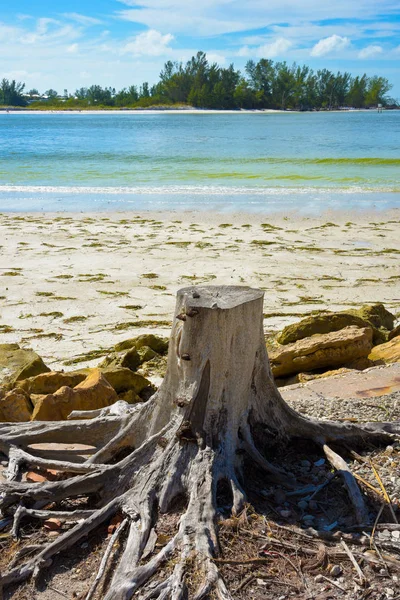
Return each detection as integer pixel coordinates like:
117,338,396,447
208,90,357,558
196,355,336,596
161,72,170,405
0,286,399,599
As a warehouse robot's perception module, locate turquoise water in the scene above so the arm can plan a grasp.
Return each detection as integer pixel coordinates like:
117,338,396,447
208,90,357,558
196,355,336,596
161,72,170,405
0,111,399,213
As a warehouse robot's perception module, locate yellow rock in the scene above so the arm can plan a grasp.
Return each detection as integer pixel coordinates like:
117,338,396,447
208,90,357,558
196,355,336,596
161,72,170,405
0,343,50,388
270,326,373,378
18,371,87,395
369,336,400,365
118,389,142,404
0,388,33,422
31,369,117,421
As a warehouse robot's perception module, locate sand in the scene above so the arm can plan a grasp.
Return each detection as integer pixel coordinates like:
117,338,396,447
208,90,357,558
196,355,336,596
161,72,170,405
0,209,399,371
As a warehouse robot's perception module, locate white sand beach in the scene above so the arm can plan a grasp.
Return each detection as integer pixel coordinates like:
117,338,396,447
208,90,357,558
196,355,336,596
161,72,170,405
1,209,399,370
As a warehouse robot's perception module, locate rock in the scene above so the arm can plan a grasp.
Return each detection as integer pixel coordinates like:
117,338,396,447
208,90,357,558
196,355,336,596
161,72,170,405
315,574,324,583
270,327,373,378
118,389,142,404
0,388,32,422
302,514,314,523
137,346,158,363
277,304,395,346
44,518,62,531
369,336,400,365
100,367,152,395
0,343,50,388
99,347,141,372
388,324,400,341
18,371,87,395
108,514,124,535
31,369,118,421
26,471,48,483
273,489,287,504
330,565,342,577
114,334,169,355
353,303,395,331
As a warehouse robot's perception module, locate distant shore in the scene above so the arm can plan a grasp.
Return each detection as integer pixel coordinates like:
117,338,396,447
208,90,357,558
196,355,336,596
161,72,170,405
1,107,396,115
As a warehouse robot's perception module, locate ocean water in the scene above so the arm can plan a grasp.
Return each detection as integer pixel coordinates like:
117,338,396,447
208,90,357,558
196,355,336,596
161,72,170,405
0,111,399,213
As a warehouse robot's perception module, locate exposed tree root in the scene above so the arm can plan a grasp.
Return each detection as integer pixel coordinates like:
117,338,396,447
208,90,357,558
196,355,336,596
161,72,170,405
0,286,399,599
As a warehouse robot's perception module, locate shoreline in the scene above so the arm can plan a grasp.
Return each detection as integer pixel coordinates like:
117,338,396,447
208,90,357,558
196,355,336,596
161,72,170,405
1,209,399,371
2,108,397,115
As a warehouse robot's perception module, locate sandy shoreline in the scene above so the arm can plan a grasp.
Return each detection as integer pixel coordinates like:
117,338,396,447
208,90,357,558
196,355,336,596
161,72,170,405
1,209,399,371
1,108,391,115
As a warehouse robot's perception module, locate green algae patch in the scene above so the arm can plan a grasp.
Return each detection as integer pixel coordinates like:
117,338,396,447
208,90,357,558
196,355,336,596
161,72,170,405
63,316,88,324
98,290,129,297
64,349,111,366
113,320,172,331
120,305,143,311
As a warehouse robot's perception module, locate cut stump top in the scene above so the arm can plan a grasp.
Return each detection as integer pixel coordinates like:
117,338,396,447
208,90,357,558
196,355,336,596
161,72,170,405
177,286,264,310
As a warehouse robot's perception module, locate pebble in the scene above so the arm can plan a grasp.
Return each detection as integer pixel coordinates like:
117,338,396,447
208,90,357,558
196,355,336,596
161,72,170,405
302,514,314,523
280,509,291,518
330,565,342,577
386,446,394,455
315,574,324,583
379,529,391,539
300,460,311,469
274,489,287,504
385,589,395,598
392,530,400,539
297,500,308,511
314,458,326,467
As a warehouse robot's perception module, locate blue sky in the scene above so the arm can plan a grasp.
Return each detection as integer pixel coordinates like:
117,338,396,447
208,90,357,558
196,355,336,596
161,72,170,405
1,0,399,97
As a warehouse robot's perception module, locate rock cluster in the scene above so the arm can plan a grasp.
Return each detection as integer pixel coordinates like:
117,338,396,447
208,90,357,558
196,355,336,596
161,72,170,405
0,334,168,422
1,303,399,420
271,303,399,386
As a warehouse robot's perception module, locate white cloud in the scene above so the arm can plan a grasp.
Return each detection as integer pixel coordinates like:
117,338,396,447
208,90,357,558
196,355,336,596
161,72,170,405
238,37,292,58
116,0,400,37
358,44,383,58
207,52,227,64
310,34,350,57
123,29,174,56
63,13,103,26
67,43,79,54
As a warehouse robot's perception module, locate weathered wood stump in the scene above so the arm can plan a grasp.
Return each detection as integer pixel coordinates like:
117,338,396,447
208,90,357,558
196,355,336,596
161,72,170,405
0,286,399,599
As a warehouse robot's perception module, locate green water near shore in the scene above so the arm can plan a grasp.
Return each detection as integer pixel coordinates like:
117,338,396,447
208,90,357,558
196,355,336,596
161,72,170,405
0,111,399,212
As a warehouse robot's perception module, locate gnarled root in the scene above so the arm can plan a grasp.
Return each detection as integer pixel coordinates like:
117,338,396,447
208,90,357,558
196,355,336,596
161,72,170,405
1,285,399,599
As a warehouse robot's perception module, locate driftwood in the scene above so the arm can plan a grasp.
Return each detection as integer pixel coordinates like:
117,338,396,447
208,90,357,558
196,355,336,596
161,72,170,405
0,286,399,599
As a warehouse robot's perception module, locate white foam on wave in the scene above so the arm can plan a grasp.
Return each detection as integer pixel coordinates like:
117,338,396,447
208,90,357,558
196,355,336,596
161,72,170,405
0,184,397,196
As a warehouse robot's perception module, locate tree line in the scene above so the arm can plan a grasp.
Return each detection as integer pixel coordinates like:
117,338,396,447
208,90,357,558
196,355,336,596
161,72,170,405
1,52,397,110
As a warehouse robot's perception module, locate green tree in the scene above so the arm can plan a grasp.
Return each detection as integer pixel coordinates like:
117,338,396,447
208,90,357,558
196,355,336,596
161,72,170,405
45,89,58,100
273,62,296,110
245,59,274,107
0,79,27,106
365,76,392,106
346,74,369,108
233,77,256,108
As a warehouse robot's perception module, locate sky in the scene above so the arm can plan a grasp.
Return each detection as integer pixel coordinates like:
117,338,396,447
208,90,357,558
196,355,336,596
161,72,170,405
1,0,400,98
